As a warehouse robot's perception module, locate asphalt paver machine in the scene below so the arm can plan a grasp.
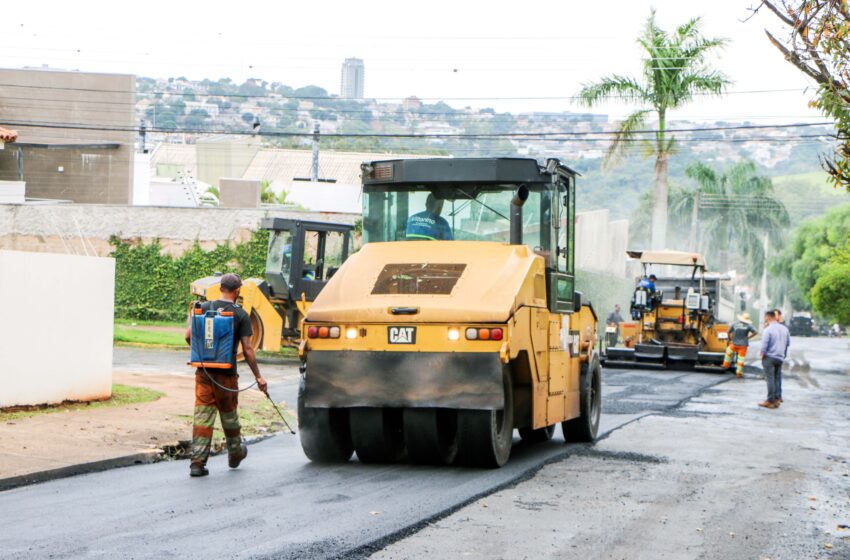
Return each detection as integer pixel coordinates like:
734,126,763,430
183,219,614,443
602,250,730,371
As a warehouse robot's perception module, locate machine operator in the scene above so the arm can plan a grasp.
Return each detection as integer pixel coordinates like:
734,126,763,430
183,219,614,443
638,274,658,293
405,194,453,241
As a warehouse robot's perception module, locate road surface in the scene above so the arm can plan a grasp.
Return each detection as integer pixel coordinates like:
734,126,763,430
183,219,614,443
2,350,733,559
375,337,850,559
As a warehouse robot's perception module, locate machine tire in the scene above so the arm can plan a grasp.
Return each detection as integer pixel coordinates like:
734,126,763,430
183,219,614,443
519,424,556,444
403,408,459,465
457,367,514,468
297,377,354,463
248,310,264,351
350,408,405,464
562,354,602,443
237,311,264,361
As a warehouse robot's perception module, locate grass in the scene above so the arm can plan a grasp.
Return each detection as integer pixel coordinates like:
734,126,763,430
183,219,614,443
0,384,164,421
258,347,299,359
113,320,299,358
114,318,185,328
114,325,187,347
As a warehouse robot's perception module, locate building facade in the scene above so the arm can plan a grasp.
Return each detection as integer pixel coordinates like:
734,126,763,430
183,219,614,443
340,58,365,99
0,67,136,204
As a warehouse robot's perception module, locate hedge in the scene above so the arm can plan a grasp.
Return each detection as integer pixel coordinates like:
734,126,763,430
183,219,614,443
110,230,269,322
111,230,634,326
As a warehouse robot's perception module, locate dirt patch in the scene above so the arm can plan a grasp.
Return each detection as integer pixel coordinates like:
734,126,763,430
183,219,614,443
0,371,292,480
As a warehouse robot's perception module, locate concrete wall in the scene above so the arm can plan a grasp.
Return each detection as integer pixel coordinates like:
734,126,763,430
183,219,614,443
220,178,259,208
0,203,359,256
0,180,25,203
0,67,135,204
197,138,260,189
0,250,114,407
148,179,198,207
575,209,629,277
133,153,151,206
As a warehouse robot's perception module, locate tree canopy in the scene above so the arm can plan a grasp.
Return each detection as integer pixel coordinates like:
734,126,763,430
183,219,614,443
771,202,850,312
757,0,850,191
578,10,730,249
630,160,789,283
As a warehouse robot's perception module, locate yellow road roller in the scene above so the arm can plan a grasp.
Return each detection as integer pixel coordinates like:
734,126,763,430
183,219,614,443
297,158,600,468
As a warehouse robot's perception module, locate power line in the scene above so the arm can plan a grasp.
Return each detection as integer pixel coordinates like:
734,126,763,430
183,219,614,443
0,82,811,101
0,96,828,127
0,118,836,139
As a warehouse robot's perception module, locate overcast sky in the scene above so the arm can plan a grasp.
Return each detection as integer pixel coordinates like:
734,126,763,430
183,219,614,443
1,0,827,124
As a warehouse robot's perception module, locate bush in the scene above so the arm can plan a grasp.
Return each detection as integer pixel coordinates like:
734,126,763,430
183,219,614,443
111,229,269,322
811,262,850,324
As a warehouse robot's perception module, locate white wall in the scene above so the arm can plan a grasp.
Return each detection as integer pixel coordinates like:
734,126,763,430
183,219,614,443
0,181,25,204
275,181,362,213
0,250,114,407
148,178,198,207
575,209,630,277
132,153,151,206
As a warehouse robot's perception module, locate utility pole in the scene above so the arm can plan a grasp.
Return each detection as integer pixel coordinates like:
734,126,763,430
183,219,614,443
310,122,320,182
689,190,699,252
759,233,769,321
139,121,147,154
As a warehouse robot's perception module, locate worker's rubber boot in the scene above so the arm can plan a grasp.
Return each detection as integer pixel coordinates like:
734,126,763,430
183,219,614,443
189,463,209,477
228,445,248,469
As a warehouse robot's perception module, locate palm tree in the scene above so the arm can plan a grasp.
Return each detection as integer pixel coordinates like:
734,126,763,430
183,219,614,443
578,10,730,249
260,180,289,205
669,160,790,280
260,180,276,204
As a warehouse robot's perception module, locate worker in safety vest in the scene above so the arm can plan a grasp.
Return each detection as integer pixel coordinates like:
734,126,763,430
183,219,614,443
405,194,453,241
185,273,268,477
638,274,657,293
722,311,758,378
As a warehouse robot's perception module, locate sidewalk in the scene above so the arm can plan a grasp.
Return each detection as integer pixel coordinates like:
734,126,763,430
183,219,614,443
0,370,267,482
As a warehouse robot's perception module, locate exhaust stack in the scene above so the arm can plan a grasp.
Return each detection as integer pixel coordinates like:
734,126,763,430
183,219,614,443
510,185,529,245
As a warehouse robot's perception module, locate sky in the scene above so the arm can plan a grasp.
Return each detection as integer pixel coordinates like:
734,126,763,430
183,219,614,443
1,0,828,124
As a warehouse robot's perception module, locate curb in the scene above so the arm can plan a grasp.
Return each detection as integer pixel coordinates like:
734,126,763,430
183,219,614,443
0,433,287,494
0,450,160,493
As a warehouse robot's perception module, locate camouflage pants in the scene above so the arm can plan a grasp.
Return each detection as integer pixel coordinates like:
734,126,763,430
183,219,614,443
191,370,242,466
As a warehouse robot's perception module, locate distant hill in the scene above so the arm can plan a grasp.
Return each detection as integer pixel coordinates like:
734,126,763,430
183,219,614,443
136,76,838,221
772,172,848,226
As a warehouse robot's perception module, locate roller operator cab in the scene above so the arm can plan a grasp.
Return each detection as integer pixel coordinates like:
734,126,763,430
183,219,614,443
298,158,601,468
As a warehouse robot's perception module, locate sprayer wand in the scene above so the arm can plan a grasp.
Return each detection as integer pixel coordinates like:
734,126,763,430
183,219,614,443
263,390,296,435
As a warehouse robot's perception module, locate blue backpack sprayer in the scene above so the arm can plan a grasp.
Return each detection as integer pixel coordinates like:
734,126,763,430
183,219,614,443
190,301,295,434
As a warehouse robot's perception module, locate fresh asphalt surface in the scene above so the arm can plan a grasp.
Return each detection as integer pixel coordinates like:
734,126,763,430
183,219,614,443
2,349,732,560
